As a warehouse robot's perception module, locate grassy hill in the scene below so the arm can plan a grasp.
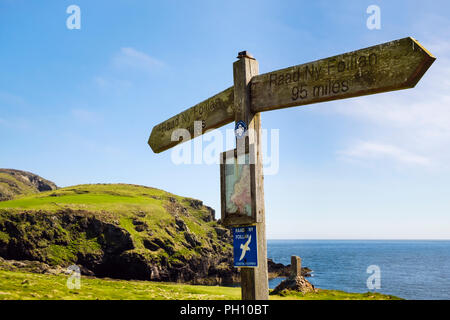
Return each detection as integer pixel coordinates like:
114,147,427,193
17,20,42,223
0,169,57,201
0,183,235,284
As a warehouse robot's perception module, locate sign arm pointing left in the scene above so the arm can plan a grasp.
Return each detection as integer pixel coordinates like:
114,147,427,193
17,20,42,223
148,86,235,153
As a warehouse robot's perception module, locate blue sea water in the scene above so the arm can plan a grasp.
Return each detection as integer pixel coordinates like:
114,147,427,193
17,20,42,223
267,240,450,300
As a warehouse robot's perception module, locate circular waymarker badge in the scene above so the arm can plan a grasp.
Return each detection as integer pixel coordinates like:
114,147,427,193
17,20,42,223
235,120,247,139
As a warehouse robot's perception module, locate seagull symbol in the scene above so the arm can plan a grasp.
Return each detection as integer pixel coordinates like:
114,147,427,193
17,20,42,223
239,235,252,261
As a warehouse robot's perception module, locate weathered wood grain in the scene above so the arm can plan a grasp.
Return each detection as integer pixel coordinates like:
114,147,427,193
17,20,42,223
250,37,435,113
233,54,269,301
148,86,234,153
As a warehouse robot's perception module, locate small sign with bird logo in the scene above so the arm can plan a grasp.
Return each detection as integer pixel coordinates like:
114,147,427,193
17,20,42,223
232,226,258,267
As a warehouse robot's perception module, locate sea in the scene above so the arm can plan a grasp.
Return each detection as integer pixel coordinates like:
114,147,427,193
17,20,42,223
266,240,450,300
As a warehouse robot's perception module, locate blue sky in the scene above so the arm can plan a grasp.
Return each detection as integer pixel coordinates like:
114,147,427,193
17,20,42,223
1,0,449,239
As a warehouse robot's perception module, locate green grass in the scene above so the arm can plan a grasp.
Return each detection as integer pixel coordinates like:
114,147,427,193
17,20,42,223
0,183,226,268
0,184,202,240
0,270,401,300
0,184,168,213
41,236,102,266
0,183,212,239
272,288,402,300
0,270,240,300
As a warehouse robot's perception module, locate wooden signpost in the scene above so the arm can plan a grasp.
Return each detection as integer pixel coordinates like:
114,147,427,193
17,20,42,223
148,37,435,300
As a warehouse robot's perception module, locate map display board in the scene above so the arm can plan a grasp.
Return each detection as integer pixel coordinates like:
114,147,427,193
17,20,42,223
220,149,256,226
225,152,251,216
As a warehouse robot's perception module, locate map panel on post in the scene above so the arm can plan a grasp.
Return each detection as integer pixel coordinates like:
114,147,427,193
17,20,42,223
220,149,256,227
250,37,436,113
225,152,252,217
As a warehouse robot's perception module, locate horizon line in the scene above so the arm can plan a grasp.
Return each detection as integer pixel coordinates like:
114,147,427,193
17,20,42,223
267,238,450,241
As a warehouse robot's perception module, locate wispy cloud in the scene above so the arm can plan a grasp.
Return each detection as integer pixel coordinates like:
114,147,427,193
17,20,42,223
0,117,31,130
93,47,163,92
0,91,26,107
328,36,450,170
71,109,101,124
112,47,164,72
93,76,133,91
338,141,431,167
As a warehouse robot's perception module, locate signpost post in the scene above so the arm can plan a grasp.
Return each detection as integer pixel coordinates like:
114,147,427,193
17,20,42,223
148,37,435,300
232,51,269,300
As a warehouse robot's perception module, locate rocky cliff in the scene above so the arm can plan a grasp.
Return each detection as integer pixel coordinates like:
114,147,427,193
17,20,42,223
0,172,309,285
0,183,238,285
0,169,58,201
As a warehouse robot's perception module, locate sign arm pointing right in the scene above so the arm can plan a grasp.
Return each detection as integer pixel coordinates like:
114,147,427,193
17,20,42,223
250,37,435,113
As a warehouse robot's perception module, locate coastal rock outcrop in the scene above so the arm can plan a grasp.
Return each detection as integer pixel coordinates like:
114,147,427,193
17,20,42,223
271,275,315,295
268,258,312,278
0,169,58,201
0,208,238,285
0,172,310,286
271,256,315,295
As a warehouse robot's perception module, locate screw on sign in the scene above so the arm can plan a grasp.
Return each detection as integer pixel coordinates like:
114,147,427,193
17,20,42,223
147,37,435,300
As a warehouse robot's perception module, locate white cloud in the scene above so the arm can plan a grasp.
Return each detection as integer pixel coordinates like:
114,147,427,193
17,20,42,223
0,91,26,107
93,76,133,91
0,117,30,130
338,141,431,167
71,109,101,124
93,48,163,92
112,47,163,72
327,37,450,170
